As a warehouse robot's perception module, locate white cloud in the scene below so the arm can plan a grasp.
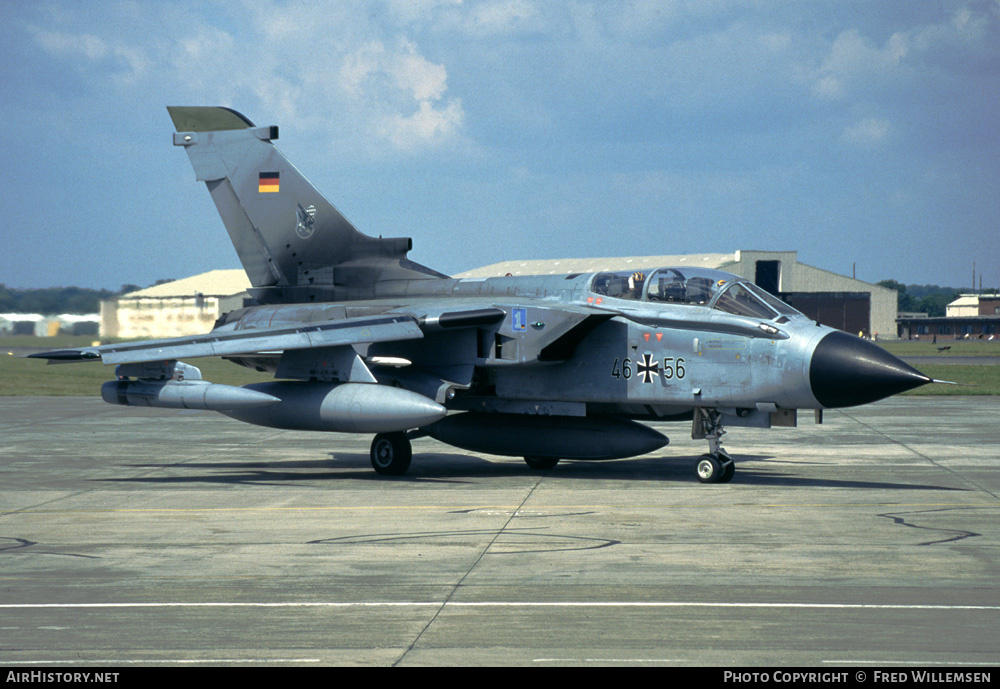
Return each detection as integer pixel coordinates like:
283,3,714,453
334,38,465,150
28,3,466,154
29,25,152,86
812,74,844,100
841,117,891,146
176,24,235,63
213,6,466,152
812,6,999,101
33,29,109,60
913,5,995,53
385,98,465,150
468,0,541,34
392,41,449,101
340,41,388,98
812,29,908,100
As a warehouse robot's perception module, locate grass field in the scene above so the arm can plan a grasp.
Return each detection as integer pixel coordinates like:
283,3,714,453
2,335,998,396
875,340,1000,395
0,334,117,350
1,356,274,396
900,364,1000,395
877,340,1000,358
1,336,272,396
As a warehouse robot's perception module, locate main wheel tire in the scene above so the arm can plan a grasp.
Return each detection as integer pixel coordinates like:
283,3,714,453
370,432,412,476
524,456,560,470
696,454,723,483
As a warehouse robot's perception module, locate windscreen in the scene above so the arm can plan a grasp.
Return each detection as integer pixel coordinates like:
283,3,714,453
712,283,779,319
742,282,801,316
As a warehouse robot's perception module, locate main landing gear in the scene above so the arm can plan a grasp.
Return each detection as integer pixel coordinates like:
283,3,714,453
523,456,560,470
693,408,735,484
369,429,568,475
370,432,412,476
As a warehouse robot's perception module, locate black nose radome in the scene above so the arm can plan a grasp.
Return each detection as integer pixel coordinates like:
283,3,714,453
810,331,931,408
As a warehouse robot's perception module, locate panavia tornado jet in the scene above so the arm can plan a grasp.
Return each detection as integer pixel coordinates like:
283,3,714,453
32,107,934,483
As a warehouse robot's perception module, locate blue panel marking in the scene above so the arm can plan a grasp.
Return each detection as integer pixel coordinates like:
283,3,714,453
512,308,527,332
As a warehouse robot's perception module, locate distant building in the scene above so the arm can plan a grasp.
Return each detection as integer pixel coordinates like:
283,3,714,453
101,269,251,339
898,294,1000,341
947,294,1000,318
0,313,44,336
49,314,101,336
0,313,98,336
460,250,898,338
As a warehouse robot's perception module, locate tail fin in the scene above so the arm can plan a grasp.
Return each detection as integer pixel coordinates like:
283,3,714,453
167,106,444,303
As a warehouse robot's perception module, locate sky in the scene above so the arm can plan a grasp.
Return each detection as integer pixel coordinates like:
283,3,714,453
1,0,998,291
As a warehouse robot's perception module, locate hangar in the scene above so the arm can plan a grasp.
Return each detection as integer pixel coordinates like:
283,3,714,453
459,250,897,339
100,269,250,339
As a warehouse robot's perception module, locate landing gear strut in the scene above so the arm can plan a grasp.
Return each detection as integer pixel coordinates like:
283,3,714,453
693,408,735,484
370,432,412,476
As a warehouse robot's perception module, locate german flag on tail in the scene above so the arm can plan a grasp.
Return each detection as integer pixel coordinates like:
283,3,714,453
258,172,280,193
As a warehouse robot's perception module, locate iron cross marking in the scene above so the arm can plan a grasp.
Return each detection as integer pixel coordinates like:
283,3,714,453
637,353,659,383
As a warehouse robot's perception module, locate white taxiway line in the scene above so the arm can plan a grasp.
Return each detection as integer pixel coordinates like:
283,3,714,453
3,659,322,665
2,602,998,610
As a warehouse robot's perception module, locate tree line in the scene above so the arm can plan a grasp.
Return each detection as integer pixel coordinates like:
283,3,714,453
0,284,141,315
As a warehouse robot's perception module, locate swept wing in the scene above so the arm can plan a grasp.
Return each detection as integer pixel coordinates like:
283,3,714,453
29,313,423,365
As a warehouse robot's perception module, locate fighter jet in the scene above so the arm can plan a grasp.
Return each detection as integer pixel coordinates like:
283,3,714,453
31,107,934,483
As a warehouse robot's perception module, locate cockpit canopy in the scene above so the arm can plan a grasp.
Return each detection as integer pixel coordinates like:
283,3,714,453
589,267,800,320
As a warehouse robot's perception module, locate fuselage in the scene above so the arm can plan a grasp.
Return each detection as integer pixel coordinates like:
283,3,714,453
217,266,928,420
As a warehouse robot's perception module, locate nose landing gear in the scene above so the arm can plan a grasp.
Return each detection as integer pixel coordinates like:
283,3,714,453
693,408,735,484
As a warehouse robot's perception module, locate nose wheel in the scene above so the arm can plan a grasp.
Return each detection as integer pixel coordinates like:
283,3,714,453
695,451,735,483
693,408,735,483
